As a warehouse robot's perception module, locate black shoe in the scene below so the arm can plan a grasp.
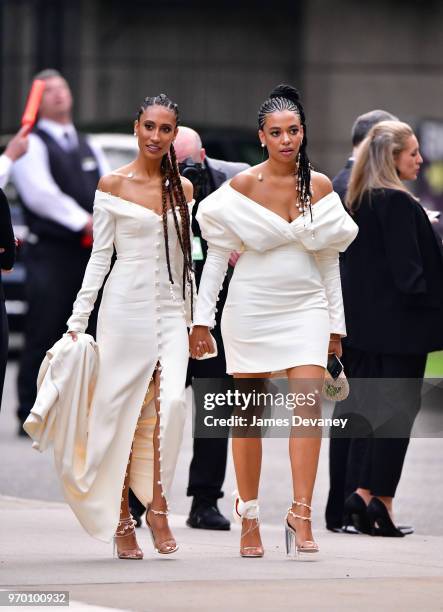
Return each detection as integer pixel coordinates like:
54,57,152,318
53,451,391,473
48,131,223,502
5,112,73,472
186,501,230,531
343,492,371,534
367,498,405,537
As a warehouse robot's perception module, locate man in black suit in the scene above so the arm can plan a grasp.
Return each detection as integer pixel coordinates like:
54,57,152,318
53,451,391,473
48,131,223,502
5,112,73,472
177,127,249,529
326,109,398,532
129,126,248,529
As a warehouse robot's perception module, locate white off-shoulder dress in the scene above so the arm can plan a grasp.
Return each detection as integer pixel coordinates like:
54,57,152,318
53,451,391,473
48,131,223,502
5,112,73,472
64,190,193,541
193,183,358,374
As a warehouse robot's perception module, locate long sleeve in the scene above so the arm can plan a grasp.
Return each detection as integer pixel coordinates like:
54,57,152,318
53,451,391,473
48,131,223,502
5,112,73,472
193,245,231,327
66,200,115,332
313,249,346,336
194,190,243,327
0,154,13,190
0,189,16,271
11,134,91,232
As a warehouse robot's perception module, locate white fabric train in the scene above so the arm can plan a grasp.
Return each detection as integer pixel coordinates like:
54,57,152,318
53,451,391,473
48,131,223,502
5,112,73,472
26,190,194,542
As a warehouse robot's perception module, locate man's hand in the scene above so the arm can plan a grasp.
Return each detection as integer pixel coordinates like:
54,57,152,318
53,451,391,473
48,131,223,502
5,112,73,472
4,126,30,162
68,331,78,342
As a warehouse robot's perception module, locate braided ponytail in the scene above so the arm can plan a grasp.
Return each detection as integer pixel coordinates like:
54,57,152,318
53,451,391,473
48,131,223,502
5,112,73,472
258,84,312,214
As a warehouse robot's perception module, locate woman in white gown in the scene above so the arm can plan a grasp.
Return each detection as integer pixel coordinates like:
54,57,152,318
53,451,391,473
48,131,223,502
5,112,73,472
190,85,358,558
67,94,194,558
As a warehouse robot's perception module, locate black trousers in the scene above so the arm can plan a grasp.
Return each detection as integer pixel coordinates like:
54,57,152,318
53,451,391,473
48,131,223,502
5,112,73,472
17,241,96,423
326,347,426,528
187,317,229,503
0,300,8,410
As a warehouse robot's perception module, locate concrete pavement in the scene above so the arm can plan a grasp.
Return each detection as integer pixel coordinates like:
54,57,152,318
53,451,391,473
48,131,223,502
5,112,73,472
1,495,443,611
1,362,443,610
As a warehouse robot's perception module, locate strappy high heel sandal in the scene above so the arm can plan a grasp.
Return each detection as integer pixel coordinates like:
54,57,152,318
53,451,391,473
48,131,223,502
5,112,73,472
113,516,143,560
285,500,319,559
145,507,179,554
233,490,264,558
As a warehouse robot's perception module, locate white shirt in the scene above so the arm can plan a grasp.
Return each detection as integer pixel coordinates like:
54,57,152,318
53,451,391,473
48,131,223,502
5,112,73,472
0,154,13,190
11,118,110,232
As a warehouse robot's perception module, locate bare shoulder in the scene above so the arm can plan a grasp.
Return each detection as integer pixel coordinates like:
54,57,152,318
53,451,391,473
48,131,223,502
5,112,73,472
311,171,333,204
229,170,256,196
180,176,194,202
97,172,124,195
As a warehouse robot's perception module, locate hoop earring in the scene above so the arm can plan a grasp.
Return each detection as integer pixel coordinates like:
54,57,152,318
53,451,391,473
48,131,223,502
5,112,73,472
258,142,266,182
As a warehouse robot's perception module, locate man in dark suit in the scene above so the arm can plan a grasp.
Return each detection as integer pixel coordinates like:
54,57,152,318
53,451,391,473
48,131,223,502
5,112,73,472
176,127,250,529
326,109,398,532
128,127,248,529
12,69,109,432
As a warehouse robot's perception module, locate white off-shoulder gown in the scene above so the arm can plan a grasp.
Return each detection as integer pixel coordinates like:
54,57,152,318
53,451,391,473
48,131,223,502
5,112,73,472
65,191,193,541
193,183,358,373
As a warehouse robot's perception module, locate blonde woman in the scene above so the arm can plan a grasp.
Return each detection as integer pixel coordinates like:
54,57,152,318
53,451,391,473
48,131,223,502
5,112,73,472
341,121,443,536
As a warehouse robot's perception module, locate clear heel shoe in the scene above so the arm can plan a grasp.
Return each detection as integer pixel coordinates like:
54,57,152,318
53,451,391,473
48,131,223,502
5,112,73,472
233,490,264,558
145,507,179,554
285,500,319,559
113,516,143,560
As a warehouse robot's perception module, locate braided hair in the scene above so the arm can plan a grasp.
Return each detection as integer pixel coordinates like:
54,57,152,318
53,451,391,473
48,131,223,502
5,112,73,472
258,84,312,212
137,94,194,317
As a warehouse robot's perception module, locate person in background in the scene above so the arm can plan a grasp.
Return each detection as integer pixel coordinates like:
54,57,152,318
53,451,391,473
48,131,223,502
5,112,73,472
340,120,443,536
176,126,248,531
128,125,249,530
12,69,109,433
325,109,398,533
0,188,16,408
0,127,29,189
333,110,398,202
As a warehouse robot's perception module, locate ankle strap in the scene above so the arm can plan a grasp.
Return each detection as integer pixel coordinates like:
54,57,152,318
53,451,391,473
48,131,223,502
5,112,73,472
149,507,169,516
292,500,312,511
233,490,259,520
115,516,136,536
287,508,311,522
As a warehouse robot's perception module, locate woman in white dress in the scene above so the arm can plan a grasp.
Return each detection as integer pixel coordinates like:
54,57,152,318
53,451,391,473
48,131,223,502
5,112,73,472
190,85,358,558
67,94,194,558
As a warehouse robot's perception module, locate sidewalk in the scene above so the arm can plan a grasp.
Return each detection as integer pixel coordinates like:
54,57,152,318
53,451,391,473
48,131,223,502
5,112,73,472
1,496,442,611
